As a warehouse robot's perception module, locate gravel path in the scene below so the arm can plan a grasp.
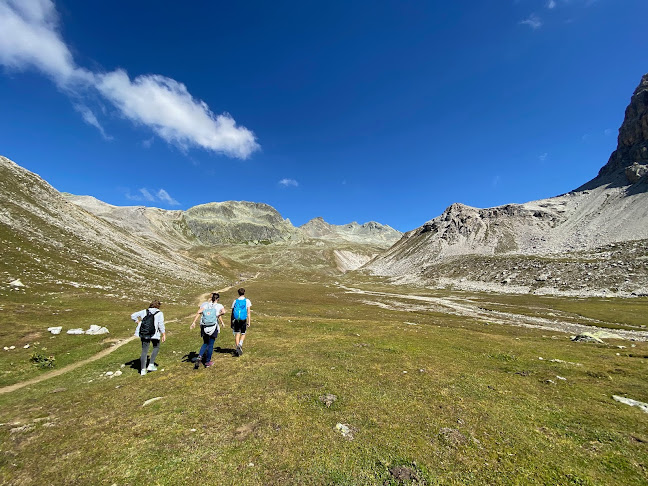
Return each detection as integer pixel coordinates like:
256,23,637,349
339,285,648,341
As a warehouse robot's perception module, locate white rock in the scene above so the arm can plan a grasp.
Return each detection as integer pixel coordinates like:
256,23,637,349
105,371,113,376
67,328,84,335
9,346,15,350
190,428,197,432
613,395,648,413
3,347,8,351
48,327,62,335
336,423,353,439
23,344,30,349
556,376,567,381
85,325,109,335
9,279,25,288
114,370,122,377
142,397,163,407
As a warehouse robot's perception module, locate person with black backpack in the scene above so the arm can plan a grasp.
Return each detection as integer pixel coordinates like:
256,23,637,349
190,292,225,369
131,300,166,376
231,288,251,357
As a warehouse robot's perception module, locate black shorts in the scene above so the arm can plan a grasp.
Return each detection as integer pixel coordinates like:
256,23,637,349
232,319,247,334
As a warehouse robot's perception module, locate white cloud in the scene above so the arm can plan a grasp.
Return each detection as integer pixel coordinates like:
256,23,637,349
96,70,258,158
520,14,543,29
156,188,179,206
0,0,91,86
278,178,299,187
139,188,156,201
604,128,614,136
124,187,179,206
538,152,548,161
74,103,112,140
0,0,259,159
547,0,557,8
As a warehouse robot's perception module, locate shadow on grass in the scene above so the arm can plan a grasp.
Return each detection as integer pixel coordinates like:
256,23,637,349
181,347,238,368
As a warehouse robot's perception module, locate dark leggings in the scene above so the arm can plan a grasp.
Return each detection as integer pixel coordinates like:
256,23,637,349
140,338,160,370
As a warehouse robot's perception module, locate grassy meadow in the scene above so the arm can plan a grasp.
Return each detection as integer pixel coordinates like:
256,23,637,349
1,272,648,485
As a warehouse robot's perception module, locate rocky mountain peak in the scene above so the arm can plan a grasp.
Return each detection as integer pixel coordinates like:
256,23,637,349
581,73,648,189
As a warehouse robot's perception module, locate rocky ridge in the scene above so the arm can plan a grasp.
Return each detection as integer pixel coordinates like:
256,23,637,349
66,197,400,249
300,217,401,246
363,74,648,297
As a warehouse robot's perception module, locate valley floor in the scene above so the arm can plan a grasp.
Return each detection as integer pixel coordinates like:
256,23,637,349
1,274,647,485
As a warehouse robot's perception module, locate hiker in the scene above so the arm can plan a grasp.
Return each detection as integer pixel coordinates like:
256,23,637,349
231,288,251,357
190,292,225,368
131,300,166,376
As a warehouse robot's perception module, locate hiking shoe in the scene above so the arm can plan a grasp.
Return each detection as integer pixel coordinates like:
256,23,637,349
232,348,239,357
205,361,213,367
194,356,202,370
147,364,158,371
140,369,147,376
237,345,243,356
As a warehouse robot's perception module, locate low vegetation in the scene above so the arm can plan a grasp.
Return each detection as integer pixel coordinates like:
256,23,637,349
1,266,647,484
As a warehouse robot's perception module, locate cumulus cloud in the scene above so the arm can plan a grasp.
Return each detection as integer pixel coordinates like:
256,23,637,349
278,178,299,187
538,152,548,161
0,0,259,158
96,70,258,158
547,0,557,8
520,14,543,29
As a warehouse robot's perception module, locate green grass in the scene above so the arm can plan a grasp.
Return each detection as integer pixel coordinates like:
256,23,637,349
1,276,648,485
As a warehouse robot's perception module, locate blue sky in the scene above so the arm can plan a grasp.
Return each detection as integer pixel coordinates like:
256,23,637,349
0,0,646,232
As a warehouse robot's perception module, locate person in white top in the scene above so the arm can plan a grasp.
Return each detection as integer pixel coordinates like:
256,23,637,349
131,300,165,376
190,292,225,368
231,288,252,356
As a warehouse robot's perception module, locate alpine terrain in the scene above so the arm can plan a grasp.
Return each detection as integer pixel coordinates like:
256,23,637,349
363,74,648,297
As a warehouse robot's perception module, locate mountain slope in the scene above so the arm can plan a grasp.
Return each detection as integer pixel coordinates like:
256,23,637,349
364,74,648,296
0,157,224,301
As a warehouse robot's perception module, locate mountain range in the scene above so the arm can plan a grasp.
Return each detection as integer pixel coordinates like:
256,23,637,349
1,74,647,298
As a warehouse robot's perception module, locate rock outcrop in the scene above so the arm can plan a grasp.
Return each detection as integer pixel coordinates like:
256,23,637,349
364,74,648,296
580,73,648,189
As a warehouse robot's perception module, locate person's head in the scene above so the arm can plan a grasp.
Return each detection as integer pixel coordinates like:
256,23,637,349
237,288,245,296
149,300,161,309
211,292,219,302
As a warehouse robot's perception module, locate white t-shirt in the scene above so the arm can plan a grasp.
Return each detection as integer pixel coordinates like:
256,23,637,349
200,301,224,319
200,301,224,332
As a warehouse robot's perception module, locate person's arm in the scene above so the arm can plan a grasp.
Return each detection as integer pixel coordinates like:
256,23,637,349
158,312,166,343
190,307,203,329
247,302,251,327
131,309,144,324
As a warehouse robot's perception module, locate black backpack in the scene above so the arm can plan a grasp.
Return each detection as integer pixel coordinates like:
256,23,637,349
139,310,158,339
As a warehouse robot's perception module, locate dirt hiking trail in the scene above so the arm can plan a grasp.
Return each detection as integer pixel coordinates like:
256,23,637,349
0,278,263,395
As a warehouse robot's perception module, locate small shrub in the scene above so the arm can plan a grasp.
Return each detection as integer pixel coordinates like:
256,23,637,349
30,353,56,369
